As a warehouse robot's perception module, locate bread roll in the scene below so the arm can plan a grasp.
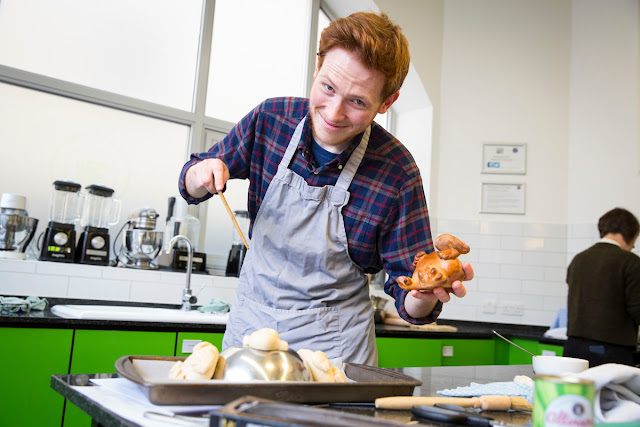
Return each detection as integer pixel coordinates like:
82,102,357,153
297,348,346,383
242,328,288,351
168,341,219,380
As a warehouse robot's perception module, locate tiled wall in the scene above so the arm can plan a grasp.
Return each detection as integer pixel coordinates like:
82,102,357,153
0,259,239,307
2,219,629,327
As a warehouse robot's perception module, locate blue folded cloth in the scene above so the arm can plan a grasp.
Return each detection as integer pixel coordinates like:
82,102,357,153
0,296,48,312
197,299,230,314
438,379,534,404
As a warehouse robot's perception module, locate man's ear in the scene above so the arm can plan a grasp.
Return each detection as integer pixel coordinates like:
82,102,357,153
378,91,400,114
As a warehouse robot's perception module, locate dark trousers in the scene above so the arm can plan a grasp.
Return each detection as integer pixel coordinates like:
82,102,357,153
563,336,636,368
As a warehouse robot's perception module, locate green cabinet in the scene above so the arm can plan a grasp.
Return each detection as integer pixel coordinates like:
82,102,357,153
0,328,73,427
441,339,495,366
65,329,176,427
376,337,442,368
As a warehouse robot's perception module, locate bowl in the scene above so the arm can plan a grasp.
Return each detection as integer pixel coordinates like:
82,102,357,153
532,355,589,376
214,346,311,382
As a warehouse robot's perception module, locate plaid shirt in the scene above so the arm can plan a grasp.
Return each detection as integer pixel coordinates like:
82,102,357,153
179,97,441,324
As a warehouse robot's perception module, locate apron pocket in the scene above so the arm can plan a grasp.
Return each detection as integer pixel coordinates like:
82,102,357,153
241,297,342,359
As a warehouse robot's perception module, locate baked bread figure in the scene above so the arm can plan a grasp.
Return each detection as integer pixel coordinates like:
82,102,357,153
242,328,289,351
297,348,347,383
397,234,470,291
169,341,219,380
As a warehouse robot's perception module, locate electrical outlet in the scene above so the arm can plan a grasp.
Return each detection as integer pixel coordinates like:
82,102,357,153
442,346,454,357
482,299,497,314
502,301,525,316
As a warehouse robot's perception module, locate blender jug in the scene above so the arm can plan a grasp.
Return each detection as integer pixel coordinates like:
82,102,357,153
40,180,82,263
76,185,121,265
225,210,249,277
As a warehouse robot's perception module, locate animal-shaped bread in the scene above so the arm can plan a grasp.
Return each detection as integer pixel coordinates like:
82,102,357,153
168,341,219,380
297,349,347,383
242,327,288,351
396,234,470,291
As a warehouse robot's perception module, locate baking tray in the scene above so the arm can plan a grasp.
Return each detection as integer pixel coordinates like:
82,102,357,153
115,355,421,405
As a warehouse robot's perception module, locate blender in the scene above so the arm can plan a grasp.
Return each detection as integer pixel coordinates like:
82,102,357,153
119,207,164,269
76,184,121,265
0,193,39,260
225,210,249,277
40,180,82,263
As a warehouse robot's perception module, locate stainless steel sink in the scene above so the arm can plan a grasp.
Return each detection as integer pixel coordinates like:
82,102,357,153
51,304,228,324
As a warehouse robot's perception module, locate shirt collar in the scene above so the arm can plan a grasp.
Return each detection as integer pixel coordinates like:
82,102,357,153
297,123,363,169
599,237,621,247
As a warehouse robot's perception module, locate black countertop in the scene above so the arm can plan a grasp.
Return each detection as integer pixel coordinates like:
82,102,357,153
1,297,564,345
51,364,535,427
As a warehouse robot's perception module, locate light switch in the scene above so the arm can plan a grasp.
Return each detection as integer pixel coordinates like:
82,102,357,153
181,339,202,354
442,346,454,357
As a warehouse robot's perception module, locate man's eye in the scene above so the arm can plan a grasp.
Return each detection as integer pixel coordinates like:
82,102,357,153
353,99,365,106
324,84,334,92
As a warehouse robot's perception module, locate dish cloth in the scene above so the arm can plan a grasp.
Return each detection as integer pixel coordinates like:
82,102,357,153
437,375,534,404
571,363,640,423
197,299,230,314
0,296,48,312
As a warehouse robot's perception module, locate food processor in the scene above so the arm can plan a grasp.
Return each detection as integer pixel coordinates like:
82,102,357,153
76,184,121,265
119,207,164,269
225,210,249,277
40,180,82,263
0,194,39,260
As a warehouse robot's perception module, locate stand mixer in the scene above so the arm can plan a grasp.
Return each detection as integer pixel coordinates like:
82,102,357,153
120,207,164,269
0,194,39,260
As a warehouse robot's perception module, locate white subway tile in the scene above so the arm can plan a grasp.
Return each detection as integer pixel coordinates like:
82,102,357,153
102,267,163,282
470,262,501,279
0,259,38,273
543,296,567,312
68,277,131,300
522,252,568,267
521,280,567,297
523,223,567,237
501,264,544,281
479,249,522,265
0,272,68,298
521,309,556,327
480,221,523,236
130,281,183,304
36,261,103,278
477,278,521,293
544,267,567,282
568,223,598,239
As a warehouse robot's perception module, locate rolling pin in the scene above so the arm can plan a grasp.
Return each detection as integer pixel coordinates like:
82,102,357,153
375,395,532,411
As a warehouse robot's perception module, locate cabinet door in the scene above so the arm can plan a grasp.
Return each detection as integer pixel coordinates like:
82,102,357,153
376,337,442,368
176,331,224,356
441,339,495,366
65,329,176,426
0,327,72,427
494,337,537,365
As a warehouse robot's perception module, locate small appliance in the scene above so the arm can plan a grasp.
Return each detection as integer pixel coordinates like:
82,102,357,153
0,193,39,260
40,180,82,263
119,207,164,269
76,184,121,265
159,197,206,272
225,210,249,277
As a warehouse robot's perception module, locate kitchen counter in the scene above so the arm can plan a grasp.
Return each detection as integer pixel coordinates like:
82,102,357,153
51,364,535,426
0,297,564,345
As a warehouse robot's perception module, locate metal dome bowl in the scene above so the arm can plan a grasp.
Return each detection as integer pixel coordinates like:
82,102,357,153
214,346,311,382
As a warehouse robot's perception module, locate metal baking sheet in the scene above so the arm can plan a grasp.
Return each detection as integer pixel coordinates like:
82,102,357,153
115,355,421,405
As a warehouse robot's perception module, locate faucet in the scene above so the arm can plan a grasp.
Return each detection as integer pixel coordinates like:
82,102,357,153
166,235,197,311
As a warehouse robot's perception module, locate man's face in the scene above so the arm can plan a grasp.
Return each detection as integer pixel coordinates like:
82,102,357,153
309,48,399,153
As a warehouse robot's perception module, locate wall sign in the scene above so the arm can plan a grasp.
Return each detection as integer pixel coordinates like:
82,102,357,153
482,143,526,174
481,182,526,215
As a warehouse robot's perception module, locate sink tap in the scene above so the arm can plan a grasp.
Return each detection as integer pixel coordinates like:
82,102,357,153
166,235,197,311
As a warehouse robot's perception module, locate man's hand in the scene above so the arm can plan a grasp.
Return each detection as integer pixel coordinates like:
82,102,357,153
185,159,230,198
404,262,474,318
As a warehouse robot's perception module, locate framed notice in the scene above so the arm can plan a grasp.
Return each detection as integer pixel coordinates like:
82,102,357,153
482,143,526,174
481,183,526,215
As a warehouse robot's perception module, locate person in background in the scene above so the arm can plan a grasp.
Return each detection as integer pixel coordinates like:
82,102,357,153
564,207,640,367
179,11,473,366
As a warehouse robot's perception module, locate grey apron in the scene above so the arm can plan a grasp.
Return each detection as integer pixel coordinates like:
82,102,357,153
222,116,377,365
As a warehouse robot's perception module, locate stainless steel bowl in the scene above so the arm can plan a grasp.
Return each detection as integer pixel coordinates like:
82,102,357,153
214,346,311,382
122,229,163,269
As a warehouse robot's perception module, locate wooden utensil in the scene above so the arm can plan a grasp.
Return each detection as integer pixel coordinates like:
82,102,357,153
217,190,249,249
374,395,532,411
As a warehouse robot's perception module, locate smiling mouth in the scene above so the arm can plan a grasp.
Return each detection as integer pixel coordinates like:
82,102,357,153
319,114,344,131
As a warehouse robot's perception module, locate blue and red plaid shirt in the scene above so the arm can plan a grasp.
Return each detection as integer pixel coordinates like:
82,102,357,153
179,97,441,324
